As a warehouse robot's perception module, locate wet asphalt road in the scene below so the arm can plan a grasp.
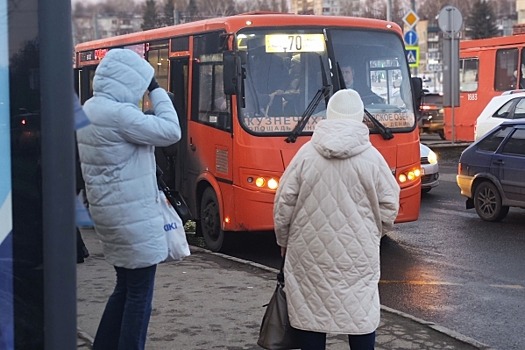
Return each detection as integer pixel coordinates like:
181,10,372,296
189,136,525,349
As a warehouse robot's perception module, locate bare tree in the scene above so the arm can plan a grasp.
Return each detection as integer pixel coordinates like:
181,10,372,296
281,0,289,13
492,0,516,20
339,0,361,17
417,0,475,22
361,0,386,20
198,0,236,18
235,0,258,13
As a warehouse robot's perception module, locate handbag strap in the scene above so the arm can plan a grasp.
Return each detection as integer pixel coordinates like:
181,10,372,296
156,165,168,191
277,256,285,285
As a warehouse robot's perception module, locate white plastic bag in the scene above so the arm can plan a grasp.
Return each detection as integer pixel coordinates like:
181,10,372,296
159,190,190,262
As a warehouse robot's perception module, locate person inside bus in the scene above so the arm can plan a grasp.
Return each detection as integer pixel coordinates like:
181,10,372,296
341,64,385,105
76,48,181,350
273,88,400,350
244,44,289,117
511,68,525,90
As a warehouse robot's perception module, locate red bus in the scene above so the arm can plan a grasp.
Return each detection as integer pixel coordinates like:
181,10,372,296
445,33,525,141
75,12,423,251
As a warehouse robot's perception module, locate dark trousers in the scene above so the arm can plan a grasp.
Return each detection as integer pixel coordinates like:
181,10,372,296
298,329,376,350
76,228,89,263
93,265,157,350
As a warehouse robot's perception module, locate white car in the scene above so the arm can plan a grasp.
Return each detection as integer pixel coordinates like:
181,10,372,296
474,90,525,141
420,143,439,193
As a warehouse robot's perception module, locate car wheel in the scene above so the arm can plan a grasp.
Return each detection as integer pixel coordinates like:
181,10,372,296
473,181,510,222
421,188,431,194
199,187,224,252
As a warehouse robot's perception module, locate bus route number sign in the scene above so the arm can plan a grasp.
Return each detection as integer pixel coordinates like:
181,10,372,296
265,34,325,53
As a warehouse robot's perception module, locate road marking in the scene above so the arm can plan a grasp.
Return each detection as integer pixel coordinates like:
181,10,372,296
432,207,476,219
381,281,525,289
438,173,456,183
380,280,462,286
489,284,525,290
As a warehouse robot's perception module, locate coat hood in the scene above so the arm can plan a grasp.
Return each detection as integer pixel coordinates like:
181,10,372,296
311,119,371,159
92,48,154,105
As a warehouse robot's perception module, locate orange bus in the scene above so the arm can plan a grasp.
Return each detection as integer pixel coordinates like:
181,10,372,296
445,33,525,141
75,12,423,251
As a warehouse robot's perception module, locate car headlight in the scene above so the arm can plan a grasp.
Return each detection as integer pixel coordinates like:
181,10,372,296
427,150,438,165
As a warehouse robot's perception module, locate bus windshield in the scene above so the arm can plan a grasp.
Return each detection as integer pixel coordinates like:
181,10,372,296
237,28,416,135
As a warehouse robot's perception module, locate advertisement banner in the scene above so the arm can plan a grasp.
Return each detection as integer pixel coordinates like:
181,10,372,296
0,0,14,347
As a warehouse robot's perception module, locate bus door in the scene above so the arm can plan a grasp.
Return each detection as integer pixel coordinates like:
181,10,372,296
169,56,190,197
187,32,233,219
77,66,96,103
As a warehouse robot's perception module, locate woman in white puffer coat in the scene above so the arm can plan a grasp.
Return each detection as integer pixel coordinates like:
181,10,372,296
77,48,181,350
273,89,400,350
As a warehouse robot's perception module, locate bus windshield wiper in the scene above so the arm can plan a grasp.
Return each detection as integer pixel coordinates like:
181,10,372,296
285,85,331,143
365,109,393,140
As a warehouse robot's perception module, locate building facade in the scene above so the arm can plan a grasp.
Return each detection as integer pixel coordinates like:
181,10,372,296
73,13,143,45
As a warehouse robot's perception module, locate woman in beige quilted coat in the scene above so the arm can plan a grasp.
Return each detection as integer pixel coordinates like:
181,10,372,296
273,89,400,350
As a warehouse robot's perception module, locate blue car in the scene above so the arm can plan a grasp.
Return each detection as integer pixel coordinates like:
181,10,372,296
457,120,525,221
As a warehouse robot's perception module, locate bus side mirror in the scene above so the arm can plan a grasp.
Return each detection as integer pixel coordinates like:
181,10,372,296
411,77,423,109
223,51,243,95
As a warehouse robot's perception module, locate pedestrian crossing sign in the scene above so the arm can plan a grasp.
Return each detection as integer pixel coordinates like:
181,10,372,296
405,46,419,68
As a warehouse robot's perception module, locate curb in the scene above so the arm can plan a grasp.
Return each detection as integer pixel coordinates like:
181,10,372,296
78,244,493,350
422,142,471,149
379,306,494,350
191,245,493,350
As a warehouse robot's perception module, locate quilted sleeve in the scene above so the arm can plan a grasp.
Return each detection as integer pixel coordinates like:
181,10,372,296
118,88,181,147
273,154,303,248
376,157,401,228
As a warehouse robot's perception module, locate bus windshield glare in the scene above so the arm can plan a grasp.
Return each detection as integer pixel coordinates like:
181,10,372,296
237,28,416,135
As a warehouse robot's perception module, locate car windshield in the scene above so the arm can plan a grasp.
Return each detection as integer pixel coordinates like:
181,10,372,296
236,27,416,135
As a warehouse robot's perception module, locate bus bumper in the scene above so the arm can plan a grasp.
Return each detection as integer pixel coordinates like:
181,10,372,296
224,186,276,232
224,182,421,232
395,183,421,223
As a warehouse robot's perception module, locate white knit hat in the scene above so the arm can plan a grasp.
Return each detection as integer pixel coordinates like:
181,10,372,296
326,89,364,122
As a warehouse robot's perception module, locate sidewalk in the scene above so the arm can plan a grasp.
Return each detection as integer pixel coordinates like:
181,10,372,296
77,230,491,349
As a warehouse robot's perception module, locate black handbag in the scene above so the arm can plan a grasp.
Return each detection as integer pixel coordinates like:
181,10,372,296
156,165,192,224
163,189,192,224
257,259,301,350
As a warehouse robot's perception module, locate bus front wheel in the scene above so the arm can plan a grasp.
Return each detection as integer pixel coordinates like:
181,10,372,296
200,187,224,252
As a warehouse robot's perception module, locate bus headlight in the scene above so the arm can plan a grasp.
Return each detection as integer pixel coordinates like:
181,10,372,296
255,177,266,188
243,170,281,192
267,178,279,190
252,176,279,190
397,166,421,185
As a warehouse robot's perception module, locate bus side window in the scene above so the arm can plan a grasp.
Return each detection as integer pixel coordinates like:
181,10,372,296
191,31,231,131
143,43,169,111
521,47,525,88
194,60,231,131
460,58,478,92
495,48,518,91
